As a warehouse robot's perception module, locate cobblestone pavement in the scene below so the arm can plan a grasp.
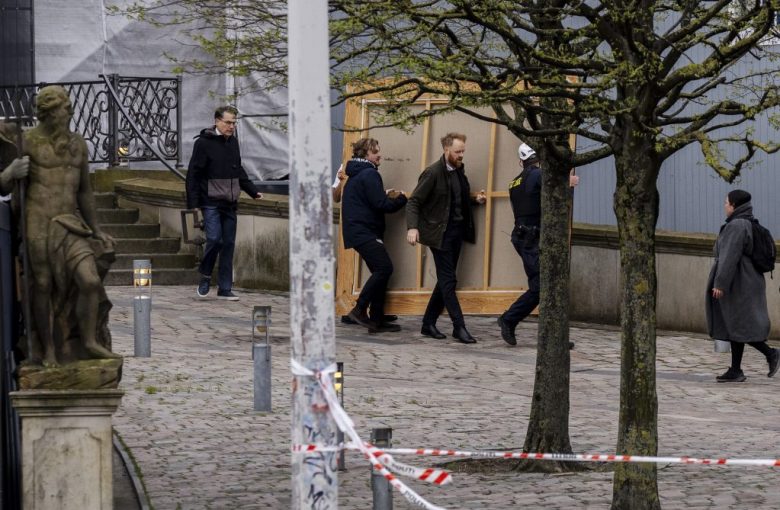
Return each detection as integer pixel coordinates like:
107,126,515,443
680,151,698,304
108,286,780,509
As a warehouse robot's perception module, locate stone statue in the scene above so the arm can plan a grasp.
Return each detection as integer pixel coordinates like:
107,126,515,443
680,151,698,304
3,86,120,370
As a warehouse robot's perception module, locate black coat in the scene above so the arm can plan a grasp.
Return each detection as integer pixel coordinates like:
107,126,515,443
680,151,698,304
341,158,407,249
405,156,476,249
185,127,259,209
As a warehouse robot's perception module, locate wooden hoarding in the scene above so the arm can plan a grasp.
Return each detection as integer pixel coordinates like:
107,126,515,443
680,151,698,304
335,93,572,317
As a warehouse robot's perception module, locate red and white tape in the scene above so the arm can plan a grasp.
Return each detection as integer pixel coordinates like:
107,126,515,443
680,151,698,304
290,360,448,510
296,443,780,468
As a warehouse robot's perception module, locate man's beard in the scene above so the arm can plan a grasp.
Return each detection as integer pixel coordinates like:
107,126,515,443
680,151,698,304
49,124,76,157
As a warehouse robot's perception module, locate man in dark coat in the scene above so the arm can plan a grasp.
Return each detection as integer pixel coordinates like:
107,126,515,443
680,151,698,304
186,106,262,301
706,189,779,382
406,133,486,344
342,138,407,332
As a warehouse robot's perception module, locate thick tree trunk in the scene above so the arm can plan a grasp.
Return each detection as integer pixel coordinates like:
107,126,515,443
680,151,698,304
521,160,574,469
610,139,661,510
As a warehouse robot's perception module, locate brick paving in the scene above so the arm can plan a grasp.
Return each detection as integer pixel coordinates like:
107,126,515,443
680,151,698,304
108,286,780,509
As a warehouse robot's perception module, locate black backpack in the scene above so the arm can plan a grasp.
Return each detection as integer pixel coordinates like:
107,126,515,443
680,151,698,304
749,218,777,274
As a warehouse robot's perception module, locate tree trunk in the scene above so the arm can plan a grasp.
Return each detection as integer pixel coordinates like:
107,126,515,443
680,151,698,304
521,158,575,470
610,137,661,509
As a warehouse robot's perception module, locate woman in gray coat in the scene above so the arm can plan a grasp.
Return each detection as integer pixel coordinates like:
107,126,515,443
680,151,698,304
706,189,780,382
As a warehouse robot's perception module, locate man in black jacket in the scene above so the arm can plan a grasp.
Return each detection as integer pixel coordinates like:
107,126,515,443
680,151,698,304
186,106,262,301
497,143,577,348
342,137,407,332
406,133,486,344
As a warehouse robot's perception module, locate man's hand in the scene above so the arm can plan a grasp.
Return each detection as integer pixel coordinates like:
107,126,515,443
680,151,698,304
2,156,29,180
569,173,580,187
254,192,263,199
407,228,419,246
475,189,487,204
712,288,724,299
386,189,405,199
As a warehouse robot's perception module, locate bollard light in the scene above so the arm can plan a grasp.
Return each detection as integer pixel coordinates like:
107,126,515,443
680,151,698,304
133,259,152,357
335,362,346,471
253,305,272,412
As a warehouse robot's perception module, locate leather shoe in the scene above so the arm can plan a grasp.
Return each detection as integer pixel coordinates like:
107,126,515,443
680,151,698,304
497,315,516,346
370,322,401,333
452,325,477,344
342,313,398,325
347,306,373,329
420,324,446,339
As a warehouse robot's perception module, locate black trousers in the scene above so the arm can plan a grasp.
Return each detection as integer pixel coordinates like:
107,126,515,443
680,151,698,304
503,230,540,326
355,239,394,323
730,340,772,370
423,222,465,328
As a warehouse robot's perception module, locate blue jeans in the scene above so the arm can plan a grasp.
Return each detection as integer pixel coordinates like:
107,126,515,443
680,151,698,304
199,206,237,292
503,230,540,326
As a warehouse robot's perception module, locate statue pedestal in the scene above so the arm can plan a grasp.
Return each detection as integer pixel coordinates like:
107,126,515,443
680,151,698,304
10,390,124,510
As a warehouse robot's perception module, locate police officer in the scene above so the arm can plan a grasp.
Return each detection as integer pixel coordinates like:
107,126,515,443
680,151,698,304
497,143,578,347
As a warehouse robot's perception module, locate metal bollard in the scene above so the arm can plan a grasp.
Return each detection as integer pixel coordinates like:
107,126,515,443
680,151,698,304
253,306,272,412
371,427,393,510
335,362,346,471
132,260,152,357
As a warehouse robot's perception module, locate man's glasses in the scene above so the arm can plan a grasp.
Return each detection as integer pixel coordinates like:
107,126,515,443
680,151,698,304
218,119,237,126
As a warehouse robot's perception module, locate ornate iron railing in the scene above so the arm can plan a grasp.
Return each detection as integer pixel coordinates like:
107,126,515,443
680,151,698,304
0,74,183,177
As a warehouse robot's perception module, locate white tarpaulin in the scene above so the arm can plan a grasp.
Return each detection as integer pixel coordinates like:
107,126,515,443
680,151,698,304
34,0,291,179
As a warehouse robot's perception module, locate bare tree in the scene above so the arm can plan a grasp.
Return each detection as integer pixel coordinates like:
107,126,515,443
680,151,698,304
118,1,780,507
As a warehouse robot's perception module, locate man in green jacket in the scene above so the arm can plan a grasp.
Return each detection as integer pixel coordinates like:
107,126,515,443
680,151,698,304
406,133,486,343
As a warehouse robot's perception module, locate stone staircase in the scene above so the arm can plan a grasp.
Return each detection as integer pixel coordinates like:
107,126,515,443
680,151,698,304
94,192,199,286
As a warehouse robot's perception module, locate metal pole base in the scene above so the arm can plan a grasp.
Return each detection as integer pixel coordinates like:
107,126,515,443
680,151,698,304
253,344,272,412
133,296,151,357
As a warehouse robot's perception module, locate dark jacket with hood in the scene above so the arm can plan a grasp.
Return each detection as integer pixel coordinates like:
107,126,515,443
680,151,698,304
341,158,407,249
405,156,476,249
185,126,259,209
705,201,770,342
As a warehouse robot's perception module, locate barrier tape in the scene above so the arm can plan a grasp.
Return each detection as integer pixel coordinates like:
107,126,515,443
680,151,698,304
295,443,780,468
290,360,447,510
291,444,452,485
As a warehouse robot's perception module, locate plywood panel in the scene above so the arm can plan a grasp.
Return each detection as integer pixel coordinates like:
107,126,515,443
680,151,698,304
494,125,525,187
458,205,487,289
336,88,573,316
427,109,493,192
489,200,527,289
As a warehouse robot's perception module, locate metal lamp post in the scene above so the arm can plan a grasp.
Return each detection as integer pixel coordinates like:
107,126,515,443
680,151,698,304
253,305,272,412
133,259,152,357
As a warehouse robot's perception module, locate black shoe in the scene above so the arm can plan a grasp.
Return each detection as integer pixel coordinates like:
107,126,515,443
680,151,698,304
420,324,446,339
716,368,746,383
370,322,401,333
768,348,780,378
342,313,398,325
197,275,210,297
217,289,239,301
347,306,373,329
497,315,516,346
452,326,477,344
569,341,575,350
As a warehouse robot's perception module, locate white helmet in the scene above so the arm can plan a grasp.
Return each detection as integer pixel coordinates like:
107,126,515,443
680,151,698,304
518,143,536,161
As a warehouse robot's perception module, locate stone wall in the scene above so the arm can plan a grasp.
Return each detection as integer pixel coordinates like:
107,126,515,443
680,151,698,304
113,178,780,336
